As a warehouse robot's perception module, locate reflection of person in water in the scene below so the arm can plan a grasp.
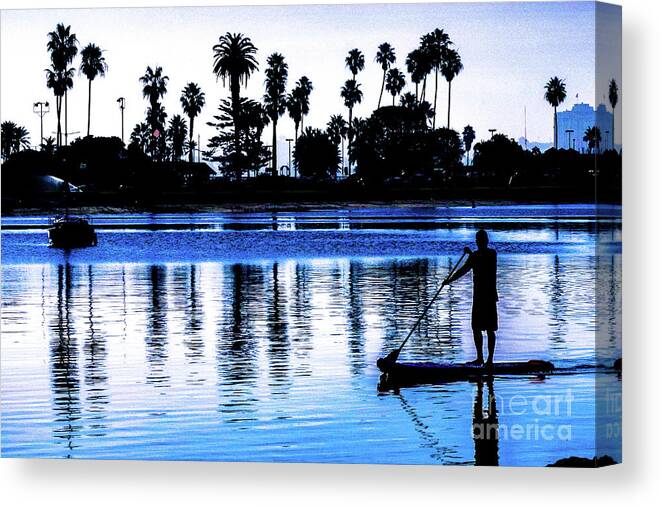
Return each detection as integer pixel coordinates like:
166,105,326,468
472,377,499,466
444,229,498,366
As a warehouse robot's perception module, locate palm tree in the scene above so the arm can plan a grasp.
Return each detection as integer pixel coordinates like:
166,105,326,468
45,64,65,146
263,53,289,177
421,28,451,129
180,82,206,162
167,114,188,161
345,48,365,80
340,79,363,175
327,114,348,174
212,32,259,181
46,23,78,146
462,125,476,165
406,49,427,102
130,122,151,153
297,76,313,129
79,43,107,136
140,66,169,115
1,121,30,160
440,48,462,129
41,137,56,158
286,88,303,142
608,78,618,150
583,126,602,154
544,76,567,149
399,92,417,109
376,43,396,108
140,66,169,158
385,68,406,106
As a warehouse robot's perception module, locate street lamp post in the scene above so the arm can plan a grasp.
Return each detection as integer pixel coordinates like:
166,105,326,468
117,97,126,143
33,101,50,147
565,129,574,150
286,138,294,177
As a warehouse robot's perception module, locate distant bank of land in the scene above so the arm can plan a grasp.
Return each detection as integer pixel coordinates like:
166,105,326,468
2,185,621,216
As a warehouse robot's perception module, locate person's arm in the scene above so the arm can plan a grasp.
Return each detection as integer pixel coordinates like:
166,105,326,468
444,249,473,285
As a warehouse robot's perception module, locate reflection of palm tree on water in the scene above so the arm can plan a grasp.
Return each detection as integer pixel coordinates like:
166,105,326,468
184,265,205,363
347,261,366,374
217,264,260,423
267,262,291,389
145,265,169,387
548,255,568,350
83,265,109,437
50,263,81,456
291,263,313,378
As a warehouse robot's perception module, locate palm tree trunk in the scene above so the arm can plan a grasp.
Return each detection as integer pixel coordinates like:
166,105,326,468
231,81,241,181
189,116,194,163
87,79,92,136
422,76,427,102
415,83,419,103
341,137,345,174
433,69,439,129
272,119,278,177
612,108,615,150
348,107,353,175
378,70,386,108
56,95,62,147
65,90,68,146
392,94,395,106
553,106,557,149
447,80,452,129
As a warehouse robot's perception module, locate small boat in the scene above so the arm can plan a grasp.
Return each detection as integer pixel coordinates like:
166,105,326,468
377,358,554,386
48,215,98,248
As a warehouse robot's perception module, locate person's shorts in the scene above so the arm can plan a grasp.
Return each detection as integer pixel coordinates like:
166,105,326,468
471,300,498,331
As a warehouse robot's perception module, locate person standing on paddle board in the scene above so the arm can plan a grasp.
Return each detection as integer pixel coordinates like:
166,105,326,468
443,229,498,366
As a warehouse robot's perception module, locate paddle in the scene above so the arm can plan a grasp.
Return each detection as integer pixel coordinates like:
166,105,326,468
383,251,468,363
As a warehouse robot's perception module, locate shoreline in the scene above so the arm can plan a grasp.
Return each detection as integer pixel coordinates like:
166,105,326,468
2,196,621,217
2,200,620,217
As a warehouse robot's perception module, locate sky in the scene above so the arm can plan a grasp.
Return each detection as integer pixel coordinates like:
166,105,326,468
0,2,621,163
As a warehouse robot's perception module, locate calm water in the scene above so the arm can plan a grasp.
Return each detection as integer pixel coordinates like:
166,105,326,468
1,205,622,465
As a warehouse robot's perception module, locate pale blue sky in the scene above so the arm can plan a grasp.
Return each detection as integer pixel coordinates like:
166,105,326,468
0,2,620,160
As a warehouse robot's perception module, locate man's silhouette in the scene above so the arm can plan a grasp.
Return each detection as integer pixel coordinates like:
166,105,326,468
444,229,498,366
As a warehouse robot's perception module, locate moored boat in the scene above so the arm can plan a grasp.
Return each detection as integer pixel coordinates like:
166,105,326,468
48,215,98,248
377,358,555,386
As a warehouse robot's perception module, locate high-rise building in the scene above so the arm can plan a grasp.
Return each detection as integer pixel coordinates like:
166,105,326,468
556,103,614,152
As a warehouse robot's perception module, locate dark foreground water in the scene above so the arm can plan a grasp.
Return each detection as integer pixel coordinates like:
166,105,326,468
1,205,622,465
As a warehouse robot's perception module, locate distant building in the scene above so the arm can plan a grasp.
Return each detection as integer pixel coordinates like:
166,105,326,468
556,103,613,152
517,137,553,153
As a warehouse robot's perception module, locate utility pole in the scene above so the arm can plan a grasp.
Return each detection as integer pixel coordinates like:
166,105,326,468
286,138,294,177
488,129,497,139
33,101,50,147
117,97,126,143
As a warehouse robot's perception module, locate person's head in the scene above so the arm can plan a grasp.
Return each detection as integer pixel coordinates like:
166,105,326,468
475,229,489,250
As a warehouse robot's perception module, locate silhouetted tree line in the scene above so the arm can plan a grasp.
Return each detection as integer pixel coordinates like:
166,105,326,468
465,134,621,191
1,21,622,206
1,136,214,201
